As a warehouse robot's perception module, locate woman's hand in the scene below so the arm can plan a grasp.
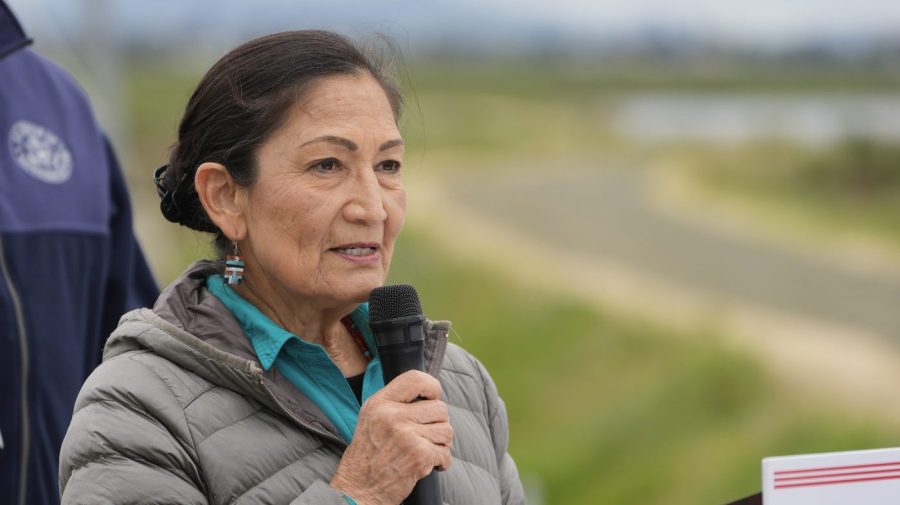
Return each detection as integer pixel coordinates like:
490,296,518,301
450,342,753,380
331,370,454,505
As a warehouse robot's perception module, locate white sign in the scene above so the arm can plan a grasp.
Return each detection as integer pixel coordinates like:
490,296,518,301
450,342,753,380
764,447,900,505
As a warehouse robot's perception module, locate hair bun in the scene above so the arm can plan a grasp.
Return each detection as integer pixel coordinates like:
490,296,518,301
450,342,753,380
153,164,186,224
159,193,184,224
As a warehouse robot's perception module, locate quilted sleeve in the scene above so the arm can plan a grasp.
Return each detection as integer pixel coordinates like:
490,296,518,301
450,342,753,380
59,354,207,505
471,357,526,505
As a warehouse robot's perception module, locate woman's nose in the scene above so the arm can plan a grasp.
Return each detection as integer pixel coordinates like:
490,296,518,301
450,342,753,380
343,170,388,224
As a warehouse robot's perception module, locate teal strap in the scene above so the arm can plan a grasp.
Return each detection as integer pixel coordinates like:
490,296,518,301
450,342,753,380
342,494,357,505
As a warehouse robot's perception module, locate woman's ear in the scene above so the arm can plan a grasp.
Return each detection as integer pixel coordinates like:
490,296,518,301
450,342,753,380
194,162,247,241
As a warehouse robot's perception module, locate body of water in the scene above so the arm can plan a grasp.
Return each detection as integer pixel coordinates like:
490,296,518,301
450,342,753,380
616,93,900,145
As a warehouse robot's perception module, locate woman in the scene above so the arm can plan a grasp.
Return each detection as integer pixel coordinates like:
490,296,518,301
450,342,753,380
58,31,524,505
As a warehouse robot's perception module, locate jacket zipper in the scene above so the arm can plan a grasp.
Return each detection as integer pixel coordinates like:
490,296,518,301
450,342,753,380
254,373,349,449
0,234,30,505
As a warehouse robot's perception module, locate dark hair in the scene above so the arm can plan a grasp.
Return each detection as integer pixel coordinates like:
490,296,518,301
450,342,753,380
154,30,404,256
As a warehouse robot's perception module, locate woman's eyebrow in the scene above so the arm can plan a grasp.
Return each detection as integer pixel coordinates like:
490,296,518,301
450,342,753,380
302,135,358,151
300,136,403,152
379,139,404,151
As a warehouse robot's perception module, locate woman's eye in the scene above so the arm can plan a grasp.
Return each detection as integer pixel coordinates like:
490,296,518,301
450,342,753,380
311,158,341,172
378,160,401,173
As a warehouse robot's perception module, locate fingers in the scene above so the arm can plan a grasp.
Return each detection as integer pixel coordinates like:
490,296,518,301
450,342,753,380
335,371,454,505
407,399,450,425
420,421,454,447
408,435,453,477
429,438,453,472
415,420,454,474
363,396,449,435
364,402,452,444
363,400,454,471
379,370,442,403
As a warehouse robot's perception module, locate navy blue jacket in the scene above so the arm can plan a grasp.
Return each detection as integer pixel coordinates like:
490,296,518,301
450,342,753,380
0,3,159,505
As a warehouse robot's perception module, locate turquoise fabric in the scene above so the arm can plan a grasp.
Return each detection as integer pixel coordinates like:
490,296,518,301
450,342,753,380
207,275,384,442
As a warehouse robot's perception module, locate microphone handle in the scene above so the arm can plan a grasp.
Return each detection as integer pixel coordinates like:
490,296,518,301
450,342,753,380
378,341,426,382
378,341,442,505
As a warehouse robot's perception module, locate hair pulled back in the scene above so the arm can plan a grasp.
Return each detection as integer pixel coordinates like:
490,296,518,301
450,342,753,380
154,30,404,256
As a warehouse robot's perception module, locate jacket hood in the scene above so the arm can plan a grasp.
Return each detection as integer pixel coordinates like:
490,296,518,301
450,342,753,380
105,261,286,425
106,260,260,367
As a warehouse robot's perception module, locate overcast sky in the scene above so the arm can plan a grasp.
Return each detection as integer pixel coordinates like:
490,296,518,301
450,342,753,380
8,0,900,52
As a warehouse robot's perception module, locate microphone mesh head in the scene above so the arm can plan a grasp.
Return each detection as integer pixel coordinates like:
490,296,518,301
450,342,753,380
368,284,422,323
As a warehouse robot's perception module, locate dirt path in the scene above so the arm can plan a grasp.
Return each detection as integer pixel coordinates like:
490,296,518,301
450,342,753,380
406,168,900,420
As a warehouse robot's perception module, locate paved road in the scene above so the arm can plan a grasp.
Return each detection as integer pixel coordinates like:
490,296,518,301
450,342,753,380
451,169,900,339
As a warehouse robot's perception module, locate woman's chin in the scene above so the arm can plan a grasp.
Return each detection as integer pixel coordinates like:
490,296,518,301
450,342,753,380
334,272,389,304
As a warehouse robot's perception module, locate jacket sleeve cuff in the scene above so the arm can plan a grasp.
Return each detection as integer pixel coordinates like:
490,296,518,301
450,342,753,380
288,479,351,505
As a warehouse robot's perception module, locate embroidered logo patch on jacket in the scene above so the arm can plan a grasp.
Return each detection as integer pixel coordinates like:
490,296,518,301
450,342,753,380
9,119,73,184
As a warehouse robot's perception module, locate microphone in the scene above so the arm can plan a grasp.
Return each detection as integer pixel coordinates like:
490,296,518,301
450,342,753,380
368,284,442,505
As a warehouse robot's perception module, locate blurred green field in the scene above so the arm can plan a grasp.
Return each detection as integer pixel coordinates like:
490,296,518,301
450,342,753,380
123,59,900,504
671,140,900,251
389,228,899,504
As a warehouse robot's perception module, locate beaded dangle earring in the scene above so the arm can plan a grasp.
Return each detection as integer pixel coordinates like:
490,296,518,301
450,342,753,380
224,241,245,285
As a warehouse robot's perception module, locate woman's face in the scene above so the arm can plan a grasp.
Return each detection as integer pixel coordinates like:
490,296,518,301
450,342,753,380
238,72,406,307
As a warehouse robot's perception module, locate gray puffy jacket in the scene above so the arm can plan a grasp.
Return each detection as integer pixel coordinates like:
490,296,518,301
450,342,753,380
58,262,525,504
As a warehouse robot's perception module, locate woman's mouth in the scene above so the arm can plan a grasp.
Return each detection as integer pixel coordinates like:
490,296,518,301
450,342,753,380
330,243,380,263
334,247,376,256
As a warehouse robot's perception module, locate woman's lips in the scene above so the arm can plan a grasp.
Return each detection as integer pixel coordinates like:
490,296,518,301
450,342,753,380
330,244,380,263
335,246,376,256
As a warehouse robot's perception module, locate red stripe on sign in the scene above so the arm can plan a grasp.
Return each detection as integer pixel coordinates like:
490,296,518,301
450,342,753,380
775,473,900,489
776,467,900,482
775,460,900,476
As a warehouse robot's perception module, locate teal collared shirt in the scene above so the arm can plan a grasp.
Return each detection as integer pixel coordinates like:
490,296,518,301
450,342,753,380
207,275,384,444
